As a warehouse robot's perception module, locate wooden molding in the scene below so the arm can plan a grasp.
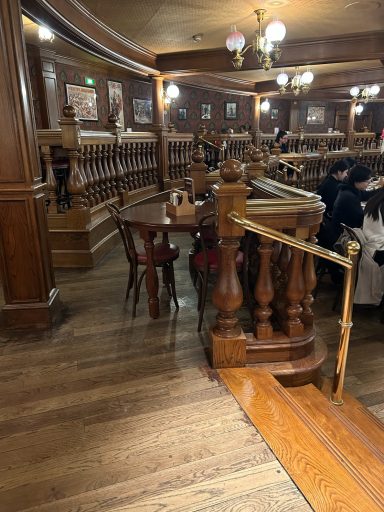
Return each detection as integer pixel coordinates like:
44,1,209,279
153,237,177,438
21,0,158,75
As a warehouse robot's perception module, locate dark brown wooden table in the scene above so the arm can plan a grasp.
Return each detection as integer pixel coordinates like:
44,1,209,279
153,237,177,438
121,201,215,319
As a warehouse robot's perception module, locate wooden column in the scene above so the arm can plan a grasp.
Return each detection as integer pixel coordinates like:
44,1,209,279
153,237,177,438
289,100,300,133
347,98,357,149
0,0,60,327
252,96,261,131
210,160,251,368
151,76,164,127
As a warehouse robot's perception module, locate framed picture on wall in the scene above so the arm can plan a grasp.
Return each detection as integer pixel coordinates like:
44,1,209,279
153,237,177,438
307,106,325,124
133,98,152,124
271,108,279,120
224,101,237,120
178,108,187,120
107,80,124,127
200,103,211,120
65,83,98,121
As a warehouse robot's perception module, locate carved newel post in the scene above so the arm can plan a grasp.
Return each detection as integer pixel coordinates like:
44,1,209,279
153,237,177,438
270,142,282,157
189,145,207,195
210,159,251,368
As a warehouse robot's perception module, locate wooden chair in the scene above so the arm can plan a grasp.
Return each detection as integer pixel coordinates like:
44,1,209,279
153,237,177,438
192,213,243,331
106,203,180,316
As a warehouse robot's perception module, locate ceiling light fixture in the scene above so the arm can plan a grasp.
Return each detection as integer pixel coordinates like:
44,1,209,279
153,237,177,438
260,98,270,113
350,84,380,103
38,26,55,43
276,67,314,96
354,104,364,115
225,9,286,71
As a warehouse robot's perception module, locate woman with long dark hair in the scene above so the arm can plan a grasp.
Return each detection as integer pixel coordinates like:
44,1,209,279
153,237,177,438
363,187,384,266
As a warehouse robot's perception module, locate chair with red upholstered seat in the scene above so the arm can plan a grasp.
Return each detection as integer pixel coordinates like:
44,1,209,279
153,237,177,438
106,203,180,316
192,213,243,331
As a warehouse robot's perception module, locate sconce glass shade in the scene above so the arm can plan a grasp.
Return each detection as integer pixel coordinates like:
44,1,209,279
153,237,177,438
276,72,289,86
166,83,179,99
265,19,286,43
349,86,360,97
260,98,270,113
355,104,364,115
226,25,245,52
301,70,314,85
38,26,54,43
370,84,380,96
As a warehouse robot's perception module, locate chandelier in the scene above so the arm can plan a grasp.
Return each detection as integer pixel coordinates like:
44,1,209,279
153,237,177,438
276,67,314,96
38,26,55,43
260,98,270,113
350,85,380,103
225,9,286,71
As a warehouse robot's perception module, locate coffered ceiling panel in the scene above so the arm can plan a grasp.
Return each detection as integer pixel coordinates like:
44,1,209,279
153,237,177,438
80,0,384,54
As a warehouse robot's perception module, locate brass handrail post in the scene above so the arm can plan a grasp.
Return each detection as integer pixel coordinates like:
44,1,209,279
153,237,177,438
331,240,360,405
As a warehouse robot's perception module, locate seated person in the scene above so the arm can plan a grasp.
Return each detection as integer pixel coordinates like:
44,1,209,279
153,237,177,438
316,160,349,216
275,130,289,153
331,165,381,244
362,188,384,266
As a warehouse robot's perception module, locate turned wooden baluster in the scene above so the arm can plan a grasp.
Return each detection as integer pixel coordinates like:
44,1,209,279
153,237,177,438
125,142,134,190
271,241,282,290
136,142,144,188
141,142,149,186
107,143,117,196
174,141,181,178
168,141,175,180
145,142,153,185
284,244,305,337
96,144,106,201
77,147,90,207
277,241,291,301
151,142,159,184
40,145,58,213
67,149,86,209
118,143,128,190
101,144,112,198
131,142,139,189
89,145,101,204
301,232,317,326
254,235,274,339
211,159,251,368
83,145,95,207
179,141,185,178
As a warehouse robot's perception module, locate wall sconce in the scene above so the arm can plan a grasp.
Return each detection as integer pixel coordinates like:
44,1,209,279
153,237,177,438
225,9,286,71
350,85,380,103
163,82,180,125
38,26,55,43
260,98,270,113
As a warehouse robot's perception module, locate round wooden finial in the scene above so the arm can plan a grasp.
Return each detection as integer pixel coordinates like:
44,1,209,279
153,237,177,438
220,159,242,182
192,146,204,163
63,104,76,118
250,148,263,162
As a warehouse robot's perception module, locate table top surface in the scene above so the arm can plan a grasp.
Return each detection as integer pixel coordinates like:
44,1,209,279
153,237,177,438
120,200,215,232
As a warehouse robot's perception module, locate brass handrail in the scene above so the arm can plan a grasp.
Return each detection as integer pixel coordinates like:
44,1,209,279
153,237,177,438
228,211,360,405
278,159,303,174
198,137,222,151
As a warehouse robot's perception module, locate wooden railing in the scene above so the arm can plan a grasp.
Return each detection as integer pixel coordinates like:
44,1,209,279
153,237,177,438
208,161,359,394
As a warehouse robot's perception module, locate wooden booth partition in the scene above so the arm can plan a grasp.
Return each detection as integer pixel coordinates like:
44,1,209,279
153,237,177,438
210,163,329,387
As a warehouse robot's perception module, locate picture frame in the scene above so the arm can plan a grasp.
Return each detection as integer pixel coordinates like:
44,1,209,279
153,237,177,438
133,98,153,124
200,103,211,120
178,108,187,120
271,108,279,120
107,80,124,128
307,106,325,124
65,83,98,121
224,101,237,120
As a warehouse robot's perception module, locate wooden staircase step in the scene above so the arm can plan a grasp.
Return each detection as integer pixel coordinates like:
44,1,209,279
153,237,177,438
247,338,327,387
220,367,384,512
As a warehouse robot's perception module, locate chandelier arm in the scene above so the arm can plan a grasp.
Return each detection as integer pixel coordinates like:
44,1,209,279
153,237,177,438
237,43,254,58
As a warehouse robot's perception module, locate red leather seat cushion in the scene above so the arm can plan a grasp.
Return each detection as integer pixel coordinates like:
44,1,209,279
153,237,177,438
136,243,179,265
193,249,243,272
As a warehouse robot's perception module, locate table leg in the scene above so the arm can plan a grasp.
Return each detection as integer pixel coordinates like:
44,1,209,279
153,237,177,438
143,230,159,318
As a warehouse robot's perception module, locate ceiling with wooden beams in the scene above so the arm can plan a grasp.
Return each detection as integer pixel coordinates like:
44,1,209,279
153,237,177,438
22,0,384,100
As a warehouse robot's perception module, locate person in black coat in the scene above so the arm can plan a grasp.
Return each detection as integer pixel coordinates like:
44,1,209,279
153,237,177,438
332,165,381,242
275,130,288,153
316,160,349,215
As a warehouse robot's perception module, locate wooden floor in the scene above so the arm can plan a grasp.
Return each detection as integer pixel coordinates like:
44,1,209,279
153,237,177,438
0,232,382,511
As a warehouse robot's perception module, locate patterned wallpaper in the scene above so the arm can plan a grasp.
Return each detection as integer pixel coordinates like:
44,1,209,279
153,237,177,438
259,98,291,134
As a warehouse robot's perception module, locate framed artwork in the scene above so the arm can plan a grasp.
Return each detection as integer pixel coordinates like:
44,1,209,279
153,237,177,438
178,108,187,120
200,103,211,120
224,101,237,120
271,108,279,120
107,80,124,127
65,84,98,121
307,106,325,124
133,98,152,124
